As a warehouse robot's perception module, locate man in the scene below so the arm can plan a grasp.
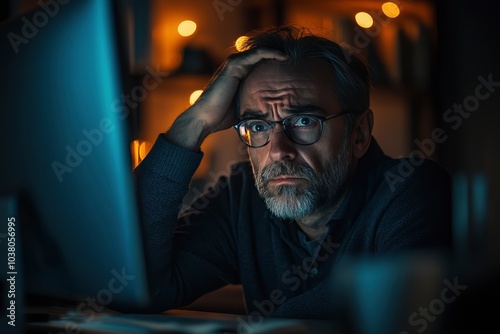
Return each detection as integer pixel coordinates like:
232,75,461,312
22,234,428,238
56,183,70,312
134,26,452,318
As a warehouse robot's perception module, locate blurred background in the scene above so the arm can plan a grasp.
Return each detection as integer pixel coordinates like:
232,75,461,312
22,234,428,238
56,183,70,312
1,0,499,331
3,0,446,174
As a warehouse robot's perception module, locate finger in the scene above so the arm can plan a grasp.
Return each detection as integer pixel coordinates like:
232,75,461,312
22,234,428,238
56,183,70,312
231,48,288,67
221,48,288,80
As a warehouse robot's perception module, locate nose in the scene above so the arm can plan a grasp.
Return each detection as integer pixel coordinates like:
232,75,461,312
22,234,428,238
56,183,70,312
268,125,297,162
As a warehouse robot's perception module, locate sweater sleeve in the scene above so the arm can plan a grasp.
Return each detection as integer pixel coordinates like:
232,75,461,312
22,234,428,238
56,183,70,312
131,134,239,312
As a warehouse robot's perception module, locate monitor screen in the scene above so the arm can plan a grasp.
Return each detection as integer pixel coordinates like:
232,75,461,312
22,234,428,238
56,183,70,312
0,0,149,310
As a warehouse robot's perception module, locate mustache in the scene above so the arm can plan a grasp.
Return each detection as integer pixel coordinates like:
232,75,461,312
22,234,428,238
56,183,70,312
258,161,315,184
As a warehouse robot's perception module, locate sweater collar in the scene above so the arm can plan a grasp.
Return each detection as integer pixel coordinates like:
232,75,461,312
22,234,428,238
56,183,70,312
331,137,389,222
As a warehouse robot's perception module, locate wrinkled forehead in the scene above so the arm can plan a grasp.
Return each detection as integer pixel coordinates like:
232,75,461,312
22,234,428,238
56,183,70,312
238,60,339,115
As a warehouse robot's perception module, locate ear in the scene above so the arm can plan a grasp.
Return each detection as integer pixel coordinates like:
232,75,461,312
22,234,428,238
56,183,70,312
351,109,374,159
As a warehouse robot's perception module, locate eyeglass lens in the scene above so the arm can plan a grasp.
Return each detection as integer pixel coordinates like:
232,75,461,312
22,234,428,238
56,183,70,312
238,115,323,147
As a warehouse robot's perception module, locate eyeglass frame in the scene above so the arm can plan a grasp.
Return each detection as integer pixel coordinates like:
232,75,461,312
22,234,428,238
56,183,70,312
233,111,351,148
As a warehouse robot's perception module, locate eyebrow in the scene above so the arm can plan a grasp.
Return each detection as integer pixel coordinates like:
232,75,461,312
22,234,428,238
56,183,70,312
240,105,326,120
240,109,267,120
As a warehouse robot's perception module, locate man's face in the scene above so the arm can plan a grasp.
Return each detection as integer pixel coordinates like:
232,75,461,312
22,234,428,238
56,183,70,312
239,61,354,220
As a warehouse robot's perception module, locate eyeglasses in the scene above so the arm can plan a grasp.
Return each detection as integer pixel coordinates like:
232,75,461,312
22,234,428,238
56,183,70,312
234,112,350,148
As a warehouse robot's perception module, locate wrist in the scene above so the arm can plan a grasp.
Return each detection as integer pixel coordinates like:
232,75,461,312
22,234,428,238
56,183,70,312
164,112,210,151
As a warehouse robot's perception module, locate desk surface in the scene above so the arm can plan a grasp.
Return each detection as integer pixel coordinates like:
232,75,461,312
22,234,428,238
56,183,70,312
25,308,342,334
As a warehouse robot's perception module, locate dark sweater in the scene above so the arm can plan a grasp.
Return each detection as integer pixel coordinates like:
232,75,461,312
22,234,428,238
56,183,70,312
134,134,452,318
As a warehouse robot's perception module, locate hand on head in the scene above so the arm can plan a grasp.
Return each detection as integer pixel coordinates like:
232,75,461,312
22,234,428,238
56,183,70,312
165,48,288,151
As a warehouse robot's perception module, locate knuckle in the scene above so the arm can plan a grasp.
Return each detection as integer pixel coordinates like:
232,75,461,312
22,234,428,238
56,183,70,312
226,52,240,61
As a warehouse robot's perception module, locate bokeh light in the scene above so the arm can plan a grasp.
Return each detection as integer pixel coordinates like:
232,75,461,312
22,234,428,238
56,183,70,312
382,2,400,18
355,12,374,28
189,90,203,105
178,20,197,37
235,36,250,52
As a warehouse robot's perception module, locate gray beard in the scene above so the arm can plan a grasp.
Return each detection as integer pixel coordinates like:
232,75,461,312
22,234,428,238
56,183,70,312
252,141,351,220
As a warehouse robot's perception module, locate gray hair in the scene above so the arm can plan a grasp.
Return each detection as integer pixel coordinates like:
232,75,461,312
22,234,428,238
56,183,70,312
237,26,371,135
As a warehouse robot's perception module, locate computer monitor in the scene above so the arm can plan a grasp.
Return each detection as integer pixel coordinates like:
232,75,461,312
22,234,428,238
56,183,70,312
0,0,149,310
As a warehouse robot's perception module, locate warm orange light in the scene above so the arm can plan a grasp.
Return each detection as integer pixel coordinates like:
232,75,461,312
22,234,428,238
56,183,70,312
178,20,197,37
189,90,203,105
235,36,250,52
131,140,150,169
355,12,374,28
382,2,400,18
167,52,183,70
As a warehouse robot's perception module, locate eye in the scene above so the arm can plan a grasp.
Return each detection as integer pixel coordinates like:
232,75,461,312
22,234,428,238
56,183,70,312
248,120,270,133
292,115,316,127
